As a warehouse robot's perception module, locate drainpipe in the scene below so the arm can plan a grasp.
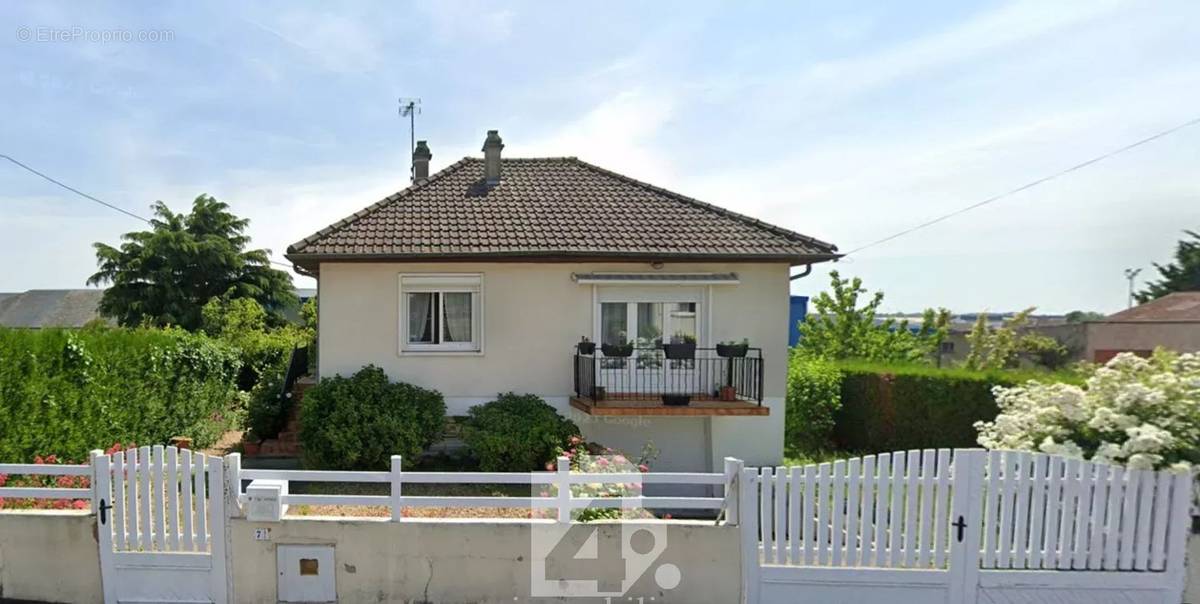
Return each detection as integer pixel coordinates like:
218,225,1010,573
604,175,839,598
789,264,813,281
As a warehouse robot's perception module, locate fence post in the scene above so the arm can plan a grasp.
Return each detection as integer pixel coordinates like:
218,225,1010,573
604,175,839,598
209,457,229,604
724,457,744,525
224,453,242,517
91,449,118,604
1164,471,1192,604
391,455,403,522
948,449,985,604
556,456,571,524
738,467,760,604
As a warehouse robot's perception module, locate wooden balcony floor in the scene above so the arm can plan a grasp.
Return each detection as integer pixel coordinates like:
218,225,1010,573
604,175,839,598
569,396,769,416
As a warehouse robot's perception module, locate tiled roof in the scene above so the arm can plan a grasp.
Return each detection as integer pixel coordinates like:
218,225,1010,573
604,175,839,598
1103,292,1200,322
286,157,838,266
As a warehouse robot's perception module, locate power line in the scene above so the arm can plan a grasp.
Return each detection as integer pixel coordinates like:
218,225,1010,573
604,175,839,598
843,115,1200,256
1,153,296,270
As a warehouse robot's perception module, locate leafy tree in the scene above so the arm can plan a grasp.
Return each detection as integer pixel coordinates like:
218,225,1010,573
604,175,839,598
963,308,1069,370
1136,229,1200,303
88,195,296,330
797,271,950,363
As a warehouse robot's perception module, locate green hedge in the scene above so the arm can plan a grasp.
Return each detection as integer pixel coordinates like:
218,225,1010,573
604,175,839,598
784,356,1080,454
0,326,242,461
785,356,842,451
299,366,445,470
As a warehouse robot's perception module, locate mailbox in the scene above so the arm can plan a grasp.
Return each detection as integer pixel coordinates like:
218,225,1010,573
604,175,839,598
245,479,288,522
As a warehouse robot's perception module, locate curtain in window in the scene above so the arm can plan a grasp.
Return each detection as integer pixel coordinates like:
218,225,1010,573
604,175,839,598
408,293,433,343
442,292,472,342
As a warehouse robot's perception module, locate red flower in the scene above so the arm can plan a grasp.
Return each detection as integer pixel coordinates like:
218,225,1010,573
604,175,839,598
45,455,58,464
34,455,44,465
637,464,649,473
73,500,88,510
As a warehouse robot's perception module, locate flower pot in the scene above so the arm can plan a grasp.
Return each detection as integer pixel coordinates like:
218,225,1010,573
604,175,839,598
601,343,634,357
716,343,749,358
662,394,691,406
718,385,738,402
661,342,696,360
242,441,260,457
576,341,596,355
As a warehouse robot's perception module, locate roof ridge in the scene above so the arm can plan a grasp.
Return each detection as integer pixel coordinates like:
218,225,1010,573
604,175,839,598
286,157,475,254
566,157,839,253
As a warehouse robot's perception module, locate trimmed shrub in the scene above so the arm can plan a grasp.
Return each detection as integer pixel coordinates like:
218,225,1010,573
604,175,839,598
463,393,580,471
0,326,242,461
785,355,842,451
829,362,1061,452
299,366,445,470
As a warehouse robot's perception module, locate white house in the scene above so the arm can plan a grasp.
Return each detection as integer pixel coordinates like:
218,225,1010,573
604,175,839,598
285,130,840,473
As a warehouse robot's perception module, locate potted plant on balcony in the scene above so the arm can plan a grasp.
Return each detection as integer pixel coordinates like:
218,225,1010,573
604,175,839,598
576,336,596,355
717,385,738,402
661,333,696,360
662,393,691,406
716,338,750,358
600,337,634,358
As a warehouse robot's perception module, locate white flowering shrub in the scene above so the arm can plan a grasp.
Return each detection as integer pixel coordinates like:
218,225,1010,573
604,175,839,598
975,351,1199,471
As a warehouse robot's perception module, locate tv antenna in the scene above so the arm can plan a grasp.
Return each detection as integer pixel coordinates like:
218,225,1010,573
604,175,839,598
1123,267,1141,308
399,97,421,178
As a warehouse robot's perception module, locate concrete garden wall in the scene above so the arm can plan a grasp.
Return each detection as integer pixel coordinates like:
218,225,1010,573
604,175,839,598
0,511,102,603
229,516,741,604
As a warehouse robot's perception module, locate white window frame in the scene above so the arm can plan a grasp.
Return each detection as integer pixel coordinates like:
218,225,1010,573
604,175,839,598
398,273,484,355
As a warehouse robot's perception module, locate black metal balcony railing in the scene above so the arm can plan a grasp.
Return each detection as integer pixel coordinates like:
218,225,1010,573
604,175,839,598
573,347,763,404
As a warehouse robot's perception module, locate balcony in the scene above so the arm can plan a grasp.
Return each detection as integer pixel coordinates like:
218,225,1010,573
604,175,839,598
571,347,767,416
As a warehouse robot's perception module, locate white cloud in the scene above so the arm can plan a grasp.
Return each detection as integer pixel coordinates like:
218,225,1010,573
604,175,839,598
519,89,677,183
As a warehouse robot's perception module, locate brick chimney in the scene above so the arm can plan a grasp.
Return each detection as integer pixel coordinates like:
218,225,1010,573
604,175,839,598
412,140,431,183
482,130,503,184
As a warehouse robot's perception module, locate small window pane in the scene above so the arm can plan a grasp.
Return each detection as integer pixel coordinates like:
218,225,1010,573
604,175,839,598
601,303,627,345
442,293,473,343
408,293,436,343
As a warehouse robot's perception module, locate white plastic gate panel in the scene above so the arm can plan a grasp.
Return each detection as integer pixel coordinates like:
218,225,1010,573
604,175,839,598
92,445,228,604
742,449,1191,604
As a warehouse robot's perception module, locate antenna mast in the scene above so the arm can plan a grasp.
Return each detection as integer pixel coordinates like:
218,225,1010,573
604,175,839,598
398,97,422,179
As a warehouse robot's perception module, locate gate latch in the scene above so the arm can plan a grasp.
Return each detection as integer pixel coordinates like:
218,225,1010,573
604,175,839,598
98,499,112,525
953,515,966,542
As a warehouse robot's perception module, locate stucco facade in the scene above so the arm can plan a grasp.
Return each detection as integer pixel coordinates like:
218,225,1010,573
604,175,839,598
316,261,790,471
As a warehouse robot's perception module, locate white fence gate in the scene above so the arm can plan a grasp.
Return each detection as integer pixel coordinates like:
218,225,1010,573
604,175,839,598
740,449,1193,604
91,446,229,604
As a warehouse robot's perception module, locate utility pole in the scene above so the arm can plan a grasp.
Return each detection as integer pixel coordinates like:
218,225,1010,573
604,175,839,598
398,97,421,180
1123,268,1141,308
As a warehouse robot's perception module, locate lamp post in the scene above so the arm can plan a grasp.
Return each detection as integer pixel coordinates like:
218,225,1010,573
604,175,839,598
1123,268,1141,308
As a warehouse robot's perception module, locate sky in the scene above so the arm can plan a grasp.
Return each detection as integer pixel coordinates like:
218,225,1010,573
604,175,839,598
2,1,1198,314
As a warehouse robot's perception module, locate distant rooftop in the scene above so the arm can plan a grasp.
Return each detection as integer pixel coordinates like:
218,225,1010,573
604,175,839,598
0,289,109,328
1103,292,1200,322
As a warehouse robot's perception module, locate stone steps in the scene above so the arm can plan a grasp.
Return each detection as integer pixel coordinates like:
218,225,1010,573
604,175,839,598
243,377,310,459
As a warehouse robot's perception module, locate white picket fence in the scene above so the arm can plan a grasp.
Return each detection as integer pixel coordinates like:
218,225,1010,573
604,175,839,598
742,448,1194,604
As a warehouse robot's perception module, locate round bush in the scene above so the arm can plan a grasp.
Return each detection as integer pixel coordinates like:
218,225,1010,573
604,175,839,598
299,365,445,470
463,393,580,471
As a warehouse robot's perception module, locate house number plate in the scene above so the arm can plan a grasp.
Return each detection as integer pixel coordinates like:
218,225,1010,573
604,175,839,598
254,528,272,541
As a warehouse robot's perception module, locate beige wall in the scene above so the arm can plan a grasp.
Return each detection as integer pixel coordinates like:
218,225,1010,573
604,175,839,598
230,517,741,603
1086,322,1200,360
0,511,102,604
318,261,790,469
